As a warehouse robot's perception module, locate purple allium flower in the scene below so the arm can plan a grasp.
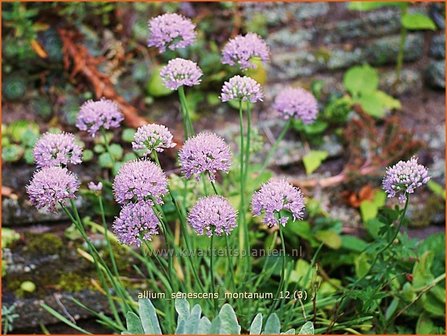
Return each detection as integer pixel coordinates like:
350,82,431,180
33,132,82,168
179,132,232,181
252,178,305,227
88,182,103,192
76,98,124,137
160,58,202,90
113,201,160,247
220,75,263,103
113,160,168,205
147,13,196,53
222,33,270,70
27,167,80,213
382,156,430,203
273,87,319,124
188,196,237,236
132,124,176,155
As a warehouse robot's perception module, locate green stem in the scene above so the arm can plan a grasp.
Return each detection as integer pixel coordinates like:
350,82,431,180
395,6,408,86
178,86,194,138
260,120,291,174
210,231,218,311
98,195,119,277
101,128,115,165
243,103,252,276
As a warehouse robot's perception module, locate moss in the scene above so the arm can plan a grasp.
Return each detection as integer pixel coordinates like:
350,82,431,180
102,240,135,272
24,232,63,254
57,273,93,292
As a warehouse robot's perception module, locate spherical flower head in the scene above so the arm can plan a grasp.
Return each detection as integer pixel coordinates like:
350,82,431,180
382,156,430,203
88,181,103,192
132,124,176,155
221,75,263,103
222,33,270,70
273,87,318,124
252,178,305,227
160,58,202,90
33,132,82,168
188,196,237,236
113,160,168,205
147,13,196,53
76,98,124,137
113,201,160,247
27,167,80,213
179,132,232,181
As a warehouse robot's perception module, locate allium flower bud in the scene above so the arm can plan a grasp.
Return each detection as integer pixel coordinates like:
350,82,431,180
132,124,176,155
27,167,80,213
222,33,270,70
160,58,202,90
33,132,82,168
148,13,196,53
188,196,237,236
113,160,168,205
179,132,232,181
76,98,124,137
273,87,318,124
88,182,103,192
252,179,305,227
221,75,263,103
113,201,160,247
383,156,430,203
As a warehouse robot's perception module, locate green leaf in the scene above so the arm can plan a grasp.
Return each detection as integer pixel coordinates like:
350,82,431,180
341,235,368,252
41,303,92,334
175,297,190,321
315,230,341,249
249,313,263,335
218,303,241,334
343,64,379,97
263,313,280,334
98,153,113,168
375,91,401,110
147,65,172,97
82,149,94,162
364,218,384,238
123,152,138,162
184,304,201,334
348,2,406,11
228,99,252,111
427,180,446,200
139,299,162,334
385,297,399,320
108,144,123,160
23,148,34,164
416,313,436,334
354,92,385,118
93,144,105,153
8,120,39,143
360,200,378,222
198,316,211,334
209,316,221,334
354,253,371,278
303,150,328,175
126,311,144,334
282,328,296,334
412,251,434,289
122,128,136,143
245,58,267,84
2,144,24,162
402,13,436,30
421,292,445,317
298,321,314,335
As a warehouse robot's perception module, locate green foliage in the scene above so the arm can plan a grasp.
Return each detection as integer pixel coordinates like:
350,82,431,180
147,66,173,97
348,2,406,11
302,150,328,175
401,13,436,30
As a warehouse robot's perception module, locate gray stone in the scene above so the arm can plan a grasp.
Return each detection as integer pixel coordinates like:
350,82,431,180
365,34,424,66
426,60,445,89
267,28,315,50
269,51,324,80
380,69,423,95
322,9,401,44
430,34,445,60
326,48,364,70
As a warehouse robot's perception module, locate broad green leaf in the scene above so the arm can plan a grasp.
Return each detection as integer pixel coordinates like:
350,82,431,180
315,230,341,249
139,299,162,334
198,316,211,334
427,180,446,200
209,316,221,334
109,144,124,160
374,91,401,110
99,153,113,168
147,65,172,97
348,2,406,11
175,297,190,321
126,311,144,334
8,120,39,143
282,328,296,334
263,313,280,334
343,64,378,96
429,285,446,304
184,304,201,334
341,235,368,252
249,313,263,335
416,313,436,334
284,220,315,242
421,292,445,317
401,282,416,302
402,13,436,30
354,253,371,278
122,128,136,143
412,251,434,289
82,149,94,162
218,304,241,334
246,58,267,84
364,218,384,238
354,92,385,118
299,321,314,335
360,200,378,222
2,144,24,162
385,297,399,320
303,150,328,175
